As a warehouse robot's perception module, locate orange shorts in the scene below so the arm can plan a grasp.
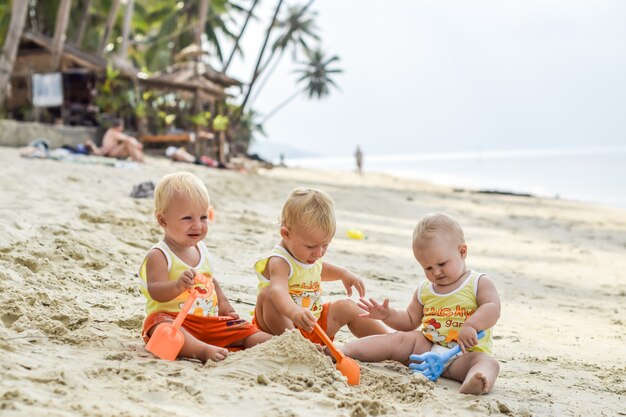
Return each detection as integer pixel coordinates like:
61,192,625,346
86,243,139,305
252,302,333,345
142,312,259,351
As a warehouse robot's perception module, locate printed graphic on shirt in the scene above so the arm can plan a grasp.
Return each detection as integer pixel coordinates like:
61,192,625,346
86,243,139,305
290,288,322,314
178,287,219,317
422,306,475,348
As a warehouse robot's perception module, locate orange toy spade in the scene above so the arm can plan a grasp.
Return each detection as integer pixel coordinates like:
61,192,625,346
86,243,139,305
145,274,214,361
313,323,361,385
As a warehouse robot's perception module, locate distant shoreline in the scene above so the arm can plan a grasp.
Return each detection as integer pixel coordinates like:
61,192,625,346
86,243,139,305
284,147,626,210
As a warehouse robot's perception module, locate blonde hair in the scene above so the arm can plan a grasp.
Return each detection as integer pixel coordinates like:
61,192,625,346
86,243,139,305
154,172,210,214
281,187,336,239
413,213,465,248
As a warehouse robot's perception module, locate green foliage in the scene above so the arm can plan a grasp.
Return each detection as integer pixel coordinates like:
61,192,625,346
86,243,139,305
94,64,130,116
26,0,59,36
134,100,147,118
213,114,229,131
189,111,212,126
229,105,265,149
296,48,342,99
157,111,176,126
127,0,243,71
271,4,319,59
0,2,10,47
10,0,341,141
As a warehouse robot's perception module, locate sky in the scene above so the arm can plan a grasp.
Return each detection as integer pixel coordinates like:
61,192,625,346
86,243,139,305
225,0,626,158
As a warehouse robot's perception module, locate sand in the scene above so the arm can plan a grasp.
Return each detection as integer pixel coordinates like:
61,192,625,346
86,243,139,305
0,146,624,416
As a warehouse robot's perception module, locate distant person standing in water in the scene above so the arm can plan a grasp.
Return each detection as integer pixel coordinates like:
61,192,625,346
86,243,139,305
355,146,363,176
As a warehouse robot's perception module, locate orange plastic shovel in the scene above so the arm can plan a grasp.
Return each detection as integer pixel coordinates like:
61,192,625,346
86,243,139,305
145,274,213,361
313,323,361,386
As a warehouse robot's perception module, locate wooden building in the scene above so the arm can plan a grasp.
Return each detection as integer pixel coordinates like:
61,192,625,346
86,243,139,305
7,31,135,126
7,33,241,162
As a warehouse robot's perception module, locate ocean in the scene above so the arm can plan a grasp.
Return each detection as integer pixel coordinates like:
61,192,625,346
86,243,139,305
285,146,626,209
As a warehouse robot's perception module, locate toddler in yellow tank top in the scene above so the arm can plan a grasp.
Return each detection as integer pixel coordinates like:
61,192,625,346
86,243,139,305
340,213,501,395
253,187,387,344
139,172,271,363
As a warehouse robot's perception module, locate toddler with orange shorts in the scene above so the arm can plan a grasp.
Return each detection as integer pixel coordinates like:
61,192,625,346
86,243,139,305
139,172,272,362
252,187,387,344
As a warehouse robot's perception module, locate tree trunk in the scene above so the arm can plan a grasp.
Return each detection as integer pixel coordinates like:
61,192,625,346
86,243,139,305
248,47,284,107
98,0,121,55
255,0,315,78
0,0,29,110
52,0,73,69
119,0,135,57
240,0,284,113
73,0,92,47
223,0,259,73
260,87,304,124
196,0,210,47
249,0,316,105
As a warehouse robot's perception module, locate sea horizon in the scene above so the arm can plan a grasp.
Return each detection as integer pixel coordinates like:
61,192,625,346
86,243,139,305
283,145,626,210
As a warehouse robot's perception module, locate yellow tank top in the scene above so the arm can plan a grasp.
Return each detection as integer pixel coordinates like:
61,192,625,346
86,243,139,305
138,241,218,317
416,270,493,354
254,244,324,318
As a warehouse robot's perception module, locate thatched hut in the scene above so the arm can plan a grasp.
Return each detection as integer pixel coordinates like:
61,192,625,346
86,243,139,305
138,46,241,162
7,31,136,127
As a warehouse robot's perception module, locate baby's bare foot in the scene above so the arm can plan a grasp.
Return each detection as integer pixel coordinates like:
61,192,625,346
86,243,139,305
460,372,489,395
203,345,229,362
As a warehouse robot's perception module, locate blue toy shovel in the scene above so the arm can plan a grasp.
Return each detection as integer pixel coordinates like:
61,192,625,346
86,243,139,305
409,330,486,381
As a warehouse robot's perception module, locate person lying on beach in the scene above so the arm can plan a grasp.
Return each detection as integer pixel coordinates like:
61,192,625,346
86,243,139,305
252,187,387,345
86,119,144,162
139,172,272,362
165,146,218,167
340,213,501,395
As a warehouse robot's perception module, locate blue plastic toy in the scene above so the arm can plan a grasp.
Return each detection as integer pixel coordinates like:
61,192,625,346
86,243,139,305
409,330,486,381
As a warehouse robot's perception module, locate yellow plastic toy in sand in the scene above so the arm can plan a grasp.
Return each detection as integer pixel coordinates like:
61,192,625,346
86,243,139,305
346,229,365,240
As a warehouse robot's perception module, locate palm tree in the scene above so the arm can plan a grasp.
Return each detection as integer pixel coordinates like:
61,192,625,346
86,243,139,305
260,47,341,123
261,0,317,71
98,0,121,55
135,0,240,71
0,0,29,109
239,0,284,113
223,0,260,72
27,0,58,35
72,0,92,48
248,1,318,106
72,0,93,48
297,48,341,98
198,0,244,65
51,0,73,69
230,107,265,153
119,0,135,57
196,0,210,47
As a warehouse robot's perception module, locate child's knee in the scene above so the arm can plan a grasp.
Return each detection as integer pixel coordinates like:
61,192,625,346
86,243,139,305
468,352,498,369
486,355,500,372
332,298,360,315
256,286,271,304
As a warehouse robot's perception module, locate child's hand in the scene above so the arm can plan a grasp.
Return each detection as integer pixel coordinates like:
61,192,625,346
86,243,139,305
341,274,366,297
175,269,196,293
357,297,391,320
457,324,479,353
291,308,317,333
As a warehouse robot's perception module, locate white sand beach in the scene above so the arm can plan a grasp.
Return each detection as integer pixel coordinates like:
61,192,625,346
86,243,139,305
1,146,625,416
